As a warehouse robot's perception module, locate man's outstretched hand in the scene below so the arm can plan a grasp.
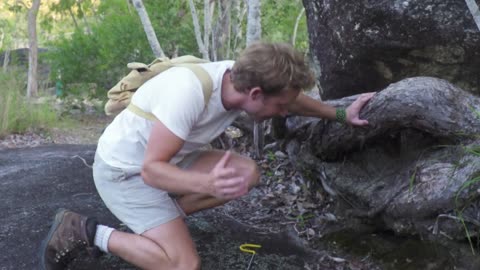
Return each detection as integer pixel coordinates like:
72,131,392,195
346,92,375,126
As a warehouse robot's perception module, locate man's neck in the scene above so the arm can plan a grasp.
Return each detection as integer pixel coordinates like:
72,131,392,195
221,69,242,111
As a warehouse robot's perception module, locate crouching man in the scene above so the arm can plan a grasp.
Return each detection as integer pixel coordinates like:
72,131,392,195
40,42,374,270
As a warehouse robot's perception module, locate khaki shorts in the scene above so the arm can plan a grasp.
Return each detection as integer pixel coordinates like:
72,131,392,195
92,151,202,234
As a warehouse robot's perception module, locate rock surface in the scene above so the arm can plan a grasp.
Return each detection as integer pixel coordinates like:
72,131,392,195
303,0,480,99
0,145,318,270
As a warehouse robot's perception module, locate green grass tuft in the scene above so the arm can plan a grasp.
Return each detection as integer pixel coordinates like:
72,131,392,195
0,69,58,137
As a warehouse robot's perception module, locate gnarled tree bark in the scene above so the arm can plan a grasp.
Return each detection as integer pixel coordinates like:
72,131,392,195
285,76,480,243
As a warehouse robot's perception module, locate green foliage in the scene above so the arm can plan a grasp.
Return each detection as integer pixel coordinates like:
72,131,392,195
0,69,57,137
0,19,15,51
44,0,310,98
471,106,480,120
266,151,276,161
46,0,154,97
46,0,202,98
262,0,308,51
144,0,198,56
296,213,315,229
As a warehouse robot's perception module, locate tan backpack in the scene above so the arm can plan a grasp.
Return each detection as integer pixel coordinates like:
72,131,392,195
104,55,213,121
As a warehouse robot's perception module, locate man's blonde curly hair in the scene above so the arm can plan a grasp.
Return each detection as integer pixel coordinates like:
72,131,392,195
231,42,315,96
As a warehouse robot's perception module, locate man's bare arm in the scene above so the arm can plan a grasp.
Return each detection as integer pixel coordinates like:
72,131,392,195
142,120,246,199
287,92,336,119
288,92,375,126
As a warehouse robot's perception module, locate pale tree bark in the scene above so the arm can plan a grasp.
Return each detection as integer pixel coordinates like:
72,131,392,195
465,0,480,31
203,0,215,60
210,0,219,61
214,0,231,60
131,0,165,58
3,50,10,72
172,44,179,58
188,0,209,59
246,0,261,46
246,0,263,158
27,0,41,98
0,31,7,71
2,28,9,71
292,7,305,46
231,0,247,58
0,32,4,51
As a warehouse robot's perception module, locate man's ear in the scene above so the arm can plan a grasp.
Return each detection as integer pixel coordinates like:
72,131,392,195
249,86,263,100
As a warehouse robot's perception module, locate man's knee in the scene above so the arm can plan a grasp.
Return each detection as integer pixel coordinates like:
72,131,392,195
244,159,261,189
172,252,201,270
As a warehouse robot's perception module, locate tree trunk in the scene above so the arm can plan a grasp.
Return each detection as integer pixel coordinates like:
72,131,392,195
131,0,165,58
203,0,214,60
3,49,10,72
27,0,41,98
231,0,247,58
246,0,261,45
0,31,8,71
465,0,480,31
0,31,4,50
188,0,209,59
246,0,263,158
214,0,231,60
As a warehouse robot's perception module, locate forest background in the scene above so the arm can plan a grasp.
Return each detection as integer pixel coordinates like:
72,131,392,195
0,0,307,136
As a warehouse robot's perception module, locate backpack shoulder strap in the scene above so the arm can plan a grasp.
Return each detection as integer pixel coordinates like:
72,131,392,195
176,63,213,106
127,103,158,121
127,64,213,121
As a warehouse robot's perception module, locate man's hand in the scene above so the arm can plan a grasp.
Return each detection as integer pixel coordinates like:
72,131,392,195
346,92,375,126
208,151,248,200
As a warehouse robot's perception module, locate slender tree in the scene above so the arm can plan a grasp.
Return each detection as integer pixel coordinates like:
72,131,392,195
246,0,261,45
203,0,213,59
27,0,41,98
0,28,10,71
131,0,165,58
246,0,263,158
292,7,305,46
231,0,247,58
214,0,231,60
188,0,210,59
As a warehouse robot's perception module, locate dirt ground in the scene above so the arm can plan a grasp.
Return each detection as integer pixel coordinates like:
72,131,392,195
0,114,113,149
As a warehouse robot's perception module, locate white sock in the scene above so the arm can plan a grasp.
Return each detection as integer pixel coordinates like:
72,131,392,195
94,225,115,253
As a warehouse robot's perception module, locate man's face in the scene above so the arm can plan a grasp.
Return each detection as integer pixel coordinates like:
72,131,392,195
245,88,300,122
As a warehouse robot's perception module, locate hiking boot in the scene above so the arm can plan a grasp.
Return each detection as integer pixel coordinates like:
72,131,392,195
40,209,100,270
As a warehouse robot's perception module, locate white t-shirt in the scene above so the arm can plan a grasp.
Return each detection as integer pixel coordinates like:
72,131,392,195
97,60,240,171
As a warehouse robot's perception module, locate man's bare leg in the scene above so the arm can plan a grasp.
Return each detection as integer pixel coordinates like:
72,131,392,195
107,217,200,270
105,150,259,269
177,150,260,215
42,150,259,270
